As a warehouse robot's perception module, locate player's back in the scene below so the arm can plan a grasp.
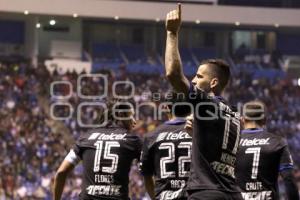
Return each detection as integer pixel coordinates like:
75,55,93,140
236,128,292,200
185,85,242,194
142,119,192,200
74,126,142,200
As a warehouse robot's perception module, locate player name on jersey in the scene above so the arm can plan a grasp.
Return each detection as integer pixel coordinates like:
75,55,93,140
95,174,114,184
86,184,121,196
240,138,270,147
88,132,127,141
156,131,191,142
170,179,186,189
241,181,272,199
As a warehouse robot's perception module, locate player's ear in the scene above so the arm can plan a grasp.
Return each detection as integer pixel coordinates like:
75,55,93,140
210,78,218,89
240,116,245,129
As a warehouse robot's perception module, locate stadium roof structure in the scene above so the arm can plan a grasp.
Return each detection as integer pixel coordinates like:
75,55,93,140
0,0,300,28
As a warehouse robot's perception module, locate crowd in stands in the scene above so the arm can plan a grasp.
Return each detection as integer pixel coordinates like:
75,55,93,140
0,58,299,199
233,43,284,70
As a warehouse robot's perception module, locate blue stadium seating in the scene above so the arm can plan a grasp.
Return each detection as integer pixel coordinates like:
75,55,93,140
120,44,146,62
92,43,122,62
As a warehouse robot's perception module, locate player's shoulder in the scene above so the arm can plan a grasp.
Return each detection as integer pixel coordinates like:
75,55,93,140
144,122,191,153
217,98,240,119
143,123,168,144
241,129,287,146
268,131,288,145
145,121,187,140
124,132,143,144
121,132,143,153
77,127,130,143
84,127,142,149
261,130,287,142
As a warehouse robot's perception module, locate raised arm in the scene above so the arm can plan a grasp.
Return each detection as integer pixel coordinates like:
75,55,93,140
165,3,190,94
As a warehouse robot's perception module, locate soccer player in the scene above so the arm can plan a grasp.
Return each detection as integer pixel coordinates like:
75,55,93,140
165,4,243,200
53,100,142,200
236,101,299,200
141,93,192,200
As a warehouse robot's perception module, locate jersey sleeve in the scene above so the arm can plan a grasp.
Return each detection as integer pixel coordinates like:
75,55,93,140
279,139,294,172
64,149,81,165
140,137,155,176
64,140,84,165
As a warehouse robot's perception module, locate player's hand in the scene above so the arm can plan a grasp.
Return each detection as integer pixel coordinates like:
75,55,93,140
184,114,193,136
166,3,182,34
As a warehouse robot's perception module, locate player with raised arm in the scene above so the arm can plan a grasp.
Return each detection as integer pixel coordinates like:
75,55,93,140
236,101,299,200
165,4,243,200
141,92,192,200
53,99,142,200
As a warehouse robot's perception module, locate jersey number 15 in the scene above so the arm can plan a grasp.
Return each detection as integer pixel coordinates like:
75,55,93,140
93,141,120,173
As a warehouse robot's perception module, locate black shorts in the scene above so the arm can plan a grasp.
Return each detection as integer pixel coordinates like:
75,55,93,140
188,190,243,200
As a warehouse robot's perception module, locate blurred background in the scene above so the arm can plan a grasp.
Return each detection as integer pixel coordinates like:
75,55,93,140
0,0,300,199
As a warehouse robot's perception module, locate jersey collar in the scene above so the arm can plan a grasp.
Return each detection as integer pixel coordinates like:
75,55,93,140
165,118,186,125
242,128,264,134
214,96,225,102
190,82,225,102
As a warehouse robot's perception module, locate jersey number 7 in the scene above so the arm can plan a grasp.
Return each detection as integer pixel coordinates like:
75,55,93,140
245,147,261,179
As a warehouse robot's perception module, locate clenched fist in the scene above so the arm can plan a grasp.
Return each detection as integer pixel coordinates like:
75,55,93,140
166,3,182,34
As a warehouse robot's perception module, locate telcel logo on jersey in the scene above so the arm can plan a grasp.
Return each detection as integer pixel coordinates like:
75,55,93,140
88,132,127,141
156,131,191,142
240,138,270,146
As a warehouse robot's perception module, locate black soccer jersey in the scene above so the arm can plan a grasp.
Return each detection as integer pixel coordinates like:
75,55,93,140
69,126,142,200
186,83,241,193
141,119,192,200
236,128,294,200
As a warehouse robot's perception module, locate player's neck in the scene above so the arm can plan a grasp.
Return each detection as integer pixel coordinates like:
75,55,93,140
168,116,185,122
208,91,216,96
209,90,223,98
169,116,177,121
109,121,126,129
244,122,263,130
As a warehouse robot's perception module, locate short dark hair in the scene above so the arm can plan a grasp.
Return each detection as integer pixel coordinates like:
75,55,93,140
200,59,231,91
98,98,134,127
243,100,266,126
166,91,191,118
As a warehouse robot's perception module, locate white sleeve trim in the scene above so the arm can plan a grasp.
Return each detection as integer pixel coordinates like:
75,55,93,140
64,149,80,165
